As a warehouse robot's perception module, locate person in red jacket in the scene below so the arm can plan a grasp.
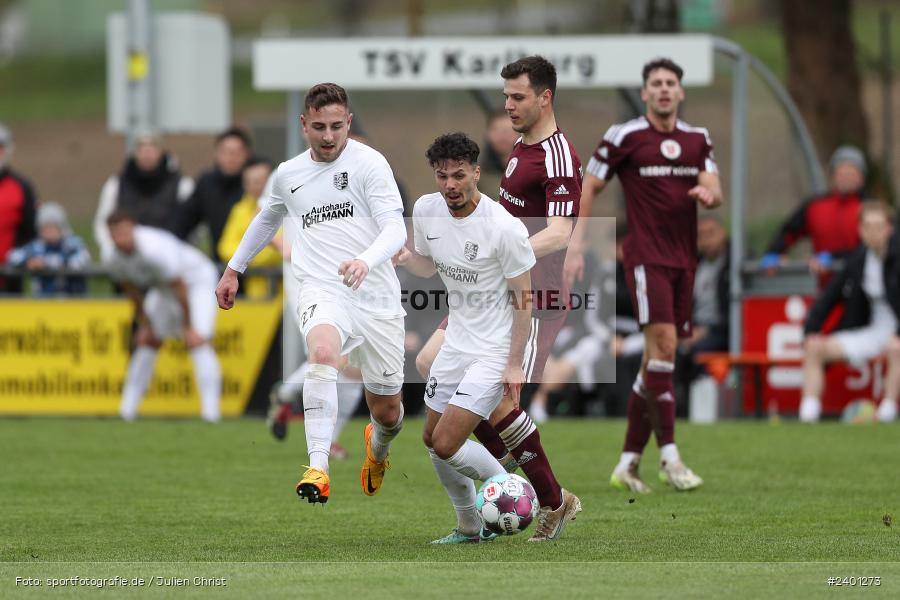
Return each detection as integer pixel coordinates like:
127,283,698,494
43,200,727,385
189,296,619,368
760,145,867,287
0,123,38,294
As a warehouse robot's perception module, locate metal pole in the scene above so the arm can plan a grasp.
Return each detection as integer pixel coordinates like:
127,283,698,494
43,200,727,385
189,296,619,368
286,90,303,158
729,50,749,359
126,0,152,153
282,89,306,378
881,10,893,183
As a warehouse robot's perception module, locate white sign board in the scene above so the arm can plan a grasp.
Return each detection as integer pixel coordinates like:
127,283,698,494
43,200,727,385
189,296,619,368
254,35,713,90
107,12,230,133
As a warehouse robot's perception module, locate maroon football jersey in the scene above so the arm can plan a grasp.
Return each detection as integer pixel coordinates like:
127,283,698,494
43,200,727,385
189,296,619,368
587,116,717,269
499,129,582,313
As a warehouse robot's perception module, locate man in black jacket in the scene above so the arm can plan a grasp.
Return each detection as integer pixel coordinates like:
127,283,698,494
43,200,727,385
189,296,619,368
800,201,900,422
173,127,251,262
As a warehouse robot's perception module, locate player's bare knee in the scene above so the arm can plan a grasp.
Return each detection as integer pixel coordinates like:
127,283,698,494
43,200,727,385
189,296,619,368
308,344,339,367
422,427,434,449
886,337,900,362
804,337,825,360
431,432,459,461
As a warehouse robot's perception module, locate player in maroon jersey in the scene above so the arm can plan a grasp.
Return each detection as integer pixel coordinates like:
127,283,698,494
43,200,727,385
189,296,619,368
569,57,722,492
410,56,582,541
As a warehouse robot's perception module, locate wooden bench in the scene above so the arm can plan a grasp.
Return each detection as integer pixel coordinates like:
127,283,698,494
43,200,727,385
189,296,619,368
694,352,803,418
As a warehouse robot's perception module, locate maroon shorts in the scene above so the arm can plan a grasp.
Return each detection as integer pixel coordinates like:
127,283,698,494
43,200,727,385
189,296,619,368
434,313,566,384
624,263,695,339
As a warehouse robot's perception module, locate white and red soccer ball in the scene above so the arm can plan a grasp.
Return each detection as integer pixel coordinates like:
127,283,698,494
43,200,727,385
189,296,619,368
475,473,539,535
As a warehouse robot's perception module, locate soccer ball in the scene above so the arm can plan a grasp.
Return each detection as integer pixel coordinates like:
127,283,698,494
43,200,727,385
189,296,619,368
475,473,539,535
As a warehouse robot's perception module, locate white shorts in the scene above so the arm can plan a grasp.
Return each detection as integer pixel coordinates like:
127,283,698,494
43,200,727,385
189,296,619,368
833,325,894,367
144,279,217,340
424,347,507,419
297,286,404,394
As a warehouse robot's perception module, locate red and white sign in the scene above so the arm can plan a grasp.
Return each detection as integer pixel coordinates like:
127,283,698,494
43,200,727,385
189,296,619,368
742,296,884,416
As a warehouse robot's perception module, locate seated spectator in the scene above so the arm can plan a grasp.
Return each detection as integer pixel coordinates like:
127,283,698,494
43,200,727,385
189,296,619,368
680,214,730,379
760,145,868,287
173,127,251,262
0,122,37,293
93,130,193,261
799,201,900,423
217,159,282,299
528,249,613,422
7,202,90,296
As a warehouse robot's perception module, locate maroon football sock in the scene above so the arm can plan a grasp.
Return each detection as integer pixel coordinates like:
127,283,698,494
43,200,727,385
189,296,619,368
623,386,653,453
656,383,676,447
473,420,510,460
495,408,563,510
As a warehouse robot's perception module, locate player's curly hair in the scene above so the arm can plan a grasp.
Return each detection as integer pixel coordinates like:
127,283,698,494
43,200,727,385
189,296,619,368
304,83,349,113
425,132,480,167
642,58,684,84
501,55,557,101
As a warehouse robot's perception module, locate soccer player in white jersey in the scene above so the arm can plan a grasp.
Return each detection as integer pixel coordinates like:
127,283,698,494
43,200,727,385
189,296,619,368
397,133,580,543
105,210,222,422
216,83,407,505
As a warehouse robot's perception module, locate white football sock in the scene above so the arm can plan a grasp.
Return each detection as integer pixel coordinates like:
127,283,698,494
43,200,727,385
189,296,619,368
191,345,222,422
370,402,404,462
120,347,158,421
303,364,339,472
334,372,363,442
877,398,898,422
616,451,641,472
660,443,680,466
279,362,309,404
445,440,505,481
799,396,821,422
429,448,481,536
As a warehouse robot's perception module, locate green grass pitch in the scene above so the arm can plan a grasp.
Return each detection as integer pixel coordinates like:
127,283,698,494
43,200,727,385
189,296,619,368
2,417,899,598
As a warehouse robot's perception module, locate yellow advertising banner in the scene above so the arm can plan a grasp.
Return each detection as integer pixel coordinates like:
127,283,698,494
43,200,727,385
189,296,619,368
0,296,282,417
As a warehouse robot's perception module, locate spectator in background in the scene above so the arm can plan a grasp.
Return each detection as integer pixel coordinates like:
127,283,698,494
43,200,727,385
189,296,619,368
173,127,251,262
0,123,37,293
7,202,90,296
680,214,730,378
608,223,645,414
478,110,519,193
760,145,868,287
217,158,282,299
800,201,900,423
94,130,194,261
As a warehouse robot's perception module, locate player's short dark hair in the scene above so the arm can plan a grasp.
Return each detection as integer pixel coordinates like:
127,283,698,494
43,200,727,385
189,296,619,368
216,126,252,149
426,133,481,168
859,199,895,223
501,55,557,101
106,208,136,227
642,58,684,85
304,83,349,113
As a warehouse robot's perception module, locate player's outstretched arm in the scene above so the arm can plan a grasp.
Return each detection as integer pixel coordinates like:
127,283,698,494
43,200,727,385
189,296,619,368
341,209,407,290
503,270,533,408
530,216,574,260
392,246,437,278
216,267,240,310
565,174,608,286
689,171,722,209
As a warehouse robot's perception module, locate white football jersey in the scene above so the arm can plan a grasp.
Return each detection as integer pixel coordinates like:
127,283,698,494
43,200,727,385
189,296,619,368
267,139,405,318
107,225,216,289
413,192,535,356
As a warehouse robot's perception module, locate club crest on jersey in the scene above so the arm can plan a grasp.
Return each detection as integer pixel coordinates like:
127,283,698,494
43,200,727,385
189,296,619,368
660,139,681,160
505,157,518,178
464,241,479,261
333,172,349,190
